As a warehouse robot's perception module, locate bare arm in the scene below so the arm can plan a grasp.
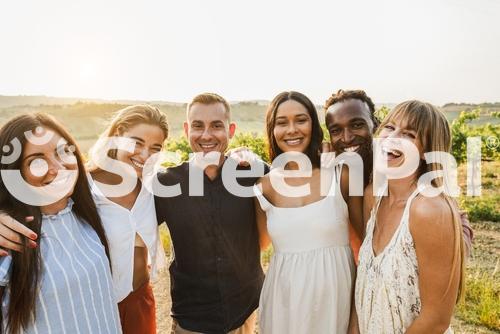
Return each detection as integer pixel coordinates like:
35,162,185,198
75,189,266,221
254,197,271,251
405,197,461,333
0,213,37,254
254,177,272,251
340,165,364,241
341,165,363,333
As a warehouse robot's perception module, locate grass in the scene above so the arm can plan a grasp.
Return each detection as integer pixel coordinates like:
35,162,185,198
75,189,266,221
456,266,500,330
453,161,499,331
458,160,499,223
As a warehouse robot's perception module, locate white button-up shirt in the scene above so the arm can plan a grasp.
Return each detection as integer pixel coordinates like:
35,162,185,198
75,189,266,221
89,176,166,302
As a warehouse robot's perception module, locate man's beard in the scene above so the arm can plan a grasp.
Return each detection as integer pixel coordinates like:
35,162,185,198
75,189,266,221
333,139,373,187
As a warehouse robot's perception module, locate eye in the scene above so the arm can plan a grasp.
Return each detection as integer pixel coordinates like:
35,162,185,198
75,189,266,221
384,125,395,131
192,124,203,130
27,158,49,177
275,120,287,126
352,122,364,129
404,132,416,139
329,128,340,135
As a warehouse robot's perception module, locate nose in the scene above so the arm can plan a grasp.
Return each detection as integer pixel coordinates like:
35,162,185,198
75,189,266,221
200,127,213,140
137,147,150,160
342,128,354,143
46,156,66,175
286,122,298,135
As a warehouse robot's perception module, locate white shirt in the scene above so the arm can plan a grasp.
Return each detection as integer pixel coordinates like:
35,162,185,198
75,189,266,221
89,176,166,302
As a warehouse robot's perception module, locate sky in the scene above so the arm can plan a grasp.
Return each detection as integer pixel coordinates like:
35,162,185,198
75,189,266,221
1,0,499,105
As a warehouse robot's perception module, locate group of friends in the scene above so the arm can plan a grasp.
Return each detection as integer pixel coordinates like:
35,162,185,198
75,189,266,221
0,90,473,334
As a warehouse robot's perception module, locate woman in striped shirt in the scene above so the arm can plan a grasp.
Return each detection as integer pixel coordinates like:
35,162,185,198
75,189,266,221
0,106,169,334
0,113,122,334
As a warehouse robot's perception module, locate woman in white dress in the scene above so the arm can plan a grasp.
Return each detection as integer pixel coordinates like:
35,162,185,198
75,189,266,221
355,100,465,333
254,91,364,334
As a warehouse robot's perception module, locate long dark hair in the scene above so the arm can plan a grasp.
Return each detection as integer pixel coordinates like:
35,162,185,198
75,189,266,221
0,113,110,333
266,91,324,167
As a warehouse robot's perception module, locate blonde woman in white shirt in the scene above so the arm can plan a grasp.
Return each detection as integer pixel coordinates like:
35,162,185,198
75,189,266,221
87,105,168,334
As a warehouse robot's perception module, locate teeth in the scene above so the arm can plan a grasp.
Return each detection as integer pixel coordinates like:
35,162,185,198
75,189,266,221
344,145,359,152
200,143,217,148
45,174,70,186
382,147,402,157
131,159,144,169
285,139,302,146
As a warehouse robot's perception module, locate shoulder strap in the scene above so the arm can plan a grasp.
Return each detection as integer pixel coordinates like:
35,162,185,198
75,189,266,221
253,184,272,211
401,187,421,221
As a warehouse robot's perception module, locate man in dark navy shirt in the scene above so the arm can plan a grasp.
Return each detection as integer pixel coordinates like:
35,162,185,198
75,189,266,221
154,93,267,334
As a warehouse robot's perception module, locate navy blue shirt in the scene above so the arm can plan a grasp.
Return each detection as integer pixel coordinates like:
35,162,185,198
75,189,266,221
154,159,267,334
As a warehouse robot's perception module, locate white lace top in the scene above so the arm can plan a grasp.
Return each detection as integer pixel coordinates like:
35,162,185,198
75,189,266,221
355,188,453,334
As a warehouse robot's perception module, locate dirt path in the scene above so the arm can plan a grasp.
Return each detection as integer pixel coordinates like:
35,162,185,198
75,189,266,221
153,270,171,333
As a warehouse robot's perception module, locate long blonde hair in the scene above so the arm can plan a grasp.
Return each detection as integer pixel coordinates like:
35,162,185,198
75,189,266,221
377,100,465,302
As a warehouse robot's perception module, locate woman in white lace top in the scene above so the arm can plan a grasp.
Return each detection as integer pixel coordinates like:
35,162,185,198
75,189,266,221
354,100,465,334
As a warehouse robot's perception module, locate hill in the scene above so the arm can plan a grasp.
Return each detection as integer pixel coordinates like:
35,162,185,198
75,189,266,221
0,96,498,151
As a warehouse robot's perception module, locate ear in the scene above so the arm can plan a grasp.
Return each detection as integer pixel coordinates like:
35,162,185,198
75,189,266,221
183,122,189,138
228,122,236,139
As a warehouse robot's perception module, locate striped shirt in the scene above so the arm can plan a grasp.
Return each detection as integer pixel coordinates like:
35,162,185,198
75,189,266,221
0,199,122,334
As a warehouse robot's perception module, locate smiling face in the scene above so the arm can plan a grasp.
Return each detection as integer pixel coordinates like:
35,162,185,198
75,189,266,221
115,123,165,178
184,102,236,156
273,99,313,154
326,99,374,161
377,115,422,169
21,128,78,193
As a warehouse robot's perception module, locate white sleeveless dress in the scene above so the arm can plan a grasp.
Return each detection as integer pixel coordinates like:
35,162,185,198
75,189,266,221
355,188,453,334
254,168,355,334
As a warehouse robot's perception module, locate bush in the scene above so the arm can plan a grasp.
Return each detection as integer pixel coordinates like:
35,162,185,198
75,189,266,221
228,132,270,162
460,196,500,222
451,110,500,163
164,137,192,163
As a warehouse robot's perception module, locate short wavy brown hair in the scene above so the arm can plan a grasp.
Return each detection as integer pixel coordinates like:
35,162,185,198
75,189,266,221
187,93,231,121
